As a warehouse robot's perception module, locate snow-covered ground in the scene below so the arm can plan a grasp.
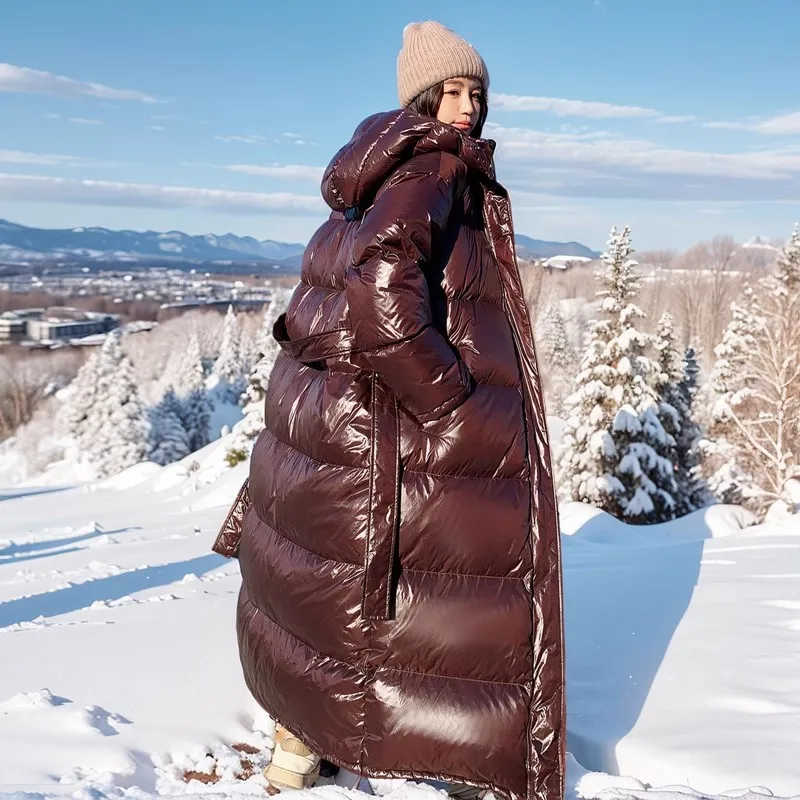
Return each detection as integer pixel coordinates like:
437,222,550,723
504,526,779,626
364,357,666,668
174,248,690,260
1,437,799,800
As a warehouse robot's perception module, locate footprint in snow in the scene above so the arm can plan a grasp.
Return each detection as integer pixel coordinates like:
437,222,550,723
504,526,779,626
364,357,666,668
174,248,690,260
148,593,180,602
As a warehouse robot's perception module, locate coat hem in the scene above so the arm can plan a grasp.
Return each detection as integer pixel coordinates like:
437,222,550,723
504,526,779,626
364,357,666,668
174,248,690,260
261,705,520,800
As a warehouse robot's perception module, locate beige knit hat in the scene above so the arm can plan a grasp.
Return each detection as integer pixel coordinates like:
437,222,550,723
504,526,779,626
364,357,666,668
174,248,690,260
397,21,489,108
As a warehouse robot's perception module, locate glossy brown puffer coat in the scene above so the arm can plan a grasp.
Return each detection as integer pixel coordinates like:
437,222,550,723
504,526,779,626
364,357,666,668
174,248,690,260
215,108,565,800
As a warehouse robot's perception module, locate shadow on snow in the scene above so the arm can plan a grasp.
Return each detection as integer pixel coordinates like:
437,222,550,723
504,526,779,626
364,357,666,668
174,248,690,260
0,553,227,629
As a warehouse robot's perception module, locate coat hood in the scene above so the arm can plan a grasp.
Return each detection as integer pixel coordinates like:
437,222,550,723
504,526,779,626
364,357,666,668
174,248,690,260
321,108,497,214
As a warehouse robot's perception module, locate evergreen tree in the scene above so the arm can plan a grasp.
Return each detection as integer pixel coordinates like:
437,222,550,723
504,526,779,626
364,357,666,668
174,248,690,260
653,314,708,515
254,287,293,374
702,289,762,505
85,332,150,479
174,333,206,396
703,225,800,515
57,348,103,457
174,333,212,452
225,287,293,464
181,389,212,452
149,387,191,466
678,346,710,510
536,301,577,414
558,226,677,524
213,305,246,402
538,302,572,366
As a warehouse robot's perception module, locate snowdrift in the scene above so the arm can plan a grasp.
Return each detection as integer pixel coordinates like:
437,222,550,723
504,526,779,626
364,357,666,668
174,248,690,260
1,436,799,799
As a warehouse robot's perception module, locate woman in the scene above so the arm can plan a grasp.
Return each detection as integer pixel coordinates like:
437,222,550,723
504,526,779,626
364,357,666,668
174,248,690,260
213,20,565,800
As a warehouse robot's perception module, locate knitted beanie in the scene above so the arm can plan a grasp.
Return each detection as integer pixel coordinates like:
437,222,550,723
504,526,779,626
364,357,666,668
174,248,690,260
397,21,489,108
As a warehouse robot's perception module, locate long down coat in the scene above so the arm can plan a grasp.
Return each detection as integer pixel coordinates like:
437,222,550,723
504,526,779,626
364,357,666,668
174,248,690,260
213,108,565,800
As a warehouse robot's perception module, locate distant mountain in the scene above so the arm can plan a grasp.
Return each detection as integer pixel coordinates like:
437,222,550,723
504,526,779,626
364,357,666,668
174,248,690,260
0,218,598,270
514,235,600,261
0,219,306,266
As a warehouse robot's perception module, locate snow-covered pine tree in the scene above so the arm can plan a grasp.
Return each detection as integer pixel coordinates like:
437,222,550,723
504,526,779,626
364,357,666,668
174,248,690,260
149,386,191,466
85,332,150,479
173,333,206,397
212,305,246,402
225,287,293,465
174,333,212,453
653,313,708,515
681,346,700,401
678,346,710,511
239,303,269,376
558,226,677,524
701,288,762,505
57,348,103,456
538,302,570,365
704,225,800,515
182,388,212,453
536,301,577,414
255,287,293,370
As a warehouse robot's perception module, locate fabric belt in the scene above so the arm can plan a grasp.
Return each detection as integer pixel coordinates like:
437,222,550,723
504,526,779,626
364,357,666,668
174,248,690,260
273,313,400,621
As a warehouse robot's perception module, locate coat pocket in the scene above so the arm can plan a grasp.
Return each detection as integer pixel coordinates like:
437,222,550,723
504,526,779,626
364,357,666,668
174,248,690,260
211,478,252,559
361,375,401,620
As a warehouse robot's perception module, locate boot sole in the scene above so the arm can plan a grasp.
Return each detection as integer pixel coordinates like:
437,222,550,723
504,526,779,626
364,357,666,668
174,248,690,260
264,762,321,791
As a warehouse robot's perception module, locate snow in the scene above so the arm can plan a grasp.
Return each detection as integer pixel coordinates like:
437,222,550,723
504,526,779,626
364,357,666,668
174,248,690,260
542,255,593,270
743,237,780,252
1,435,799,800
159,243,184,254
560,503,799,796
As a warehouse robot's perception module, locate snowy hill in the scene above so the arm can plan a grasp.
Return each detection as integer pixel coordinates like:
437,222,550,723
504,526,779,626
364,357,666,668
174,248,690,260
0,218,306,266
1,431,799,800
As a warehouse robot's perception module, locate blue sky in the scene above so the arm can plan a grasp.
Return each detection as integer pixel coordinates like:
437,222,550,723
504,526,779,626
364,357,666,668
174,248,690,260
2,0,799,250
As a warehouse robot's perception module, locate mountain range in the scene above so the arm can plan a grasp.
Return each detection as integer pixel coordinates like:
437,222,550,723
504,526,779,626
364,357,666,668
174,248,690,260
0,219,599,270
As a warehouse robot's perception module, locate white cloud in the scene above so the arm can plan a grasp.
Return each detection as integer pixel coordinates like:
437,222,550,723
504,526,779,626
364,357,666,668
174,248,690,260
484,122,800,201
702,120,750,130
493,93,659,119
282,132,311,145
40,113,61,120
0,173,325,215
654,115,696,124
149,125,166,132
214,134,269,145
704,112,800,135
0,149,95,167
0,63,161,103
226,163,324,181
754,112,800,135
69,117,104,126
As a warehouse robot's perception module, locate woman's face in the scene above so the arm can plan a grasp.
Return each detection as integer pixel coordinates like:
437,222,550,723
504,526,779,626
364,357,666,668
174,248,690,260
436,77,483,135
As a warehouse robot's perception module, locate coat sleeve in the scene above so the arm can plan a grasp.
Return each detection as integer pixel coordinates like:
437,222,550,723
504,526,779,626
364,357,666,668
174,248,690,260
345,154,474,424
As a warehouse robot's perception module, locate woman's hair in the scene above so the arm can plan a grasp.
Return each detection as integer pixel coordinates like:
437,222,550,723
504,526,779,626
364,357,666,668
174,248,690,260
408,81,488,139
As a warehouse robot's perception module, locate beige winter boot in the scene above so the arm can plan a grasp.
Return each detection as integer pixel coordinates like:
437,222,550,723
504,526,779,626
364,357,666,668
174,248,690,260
263,725,321,791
